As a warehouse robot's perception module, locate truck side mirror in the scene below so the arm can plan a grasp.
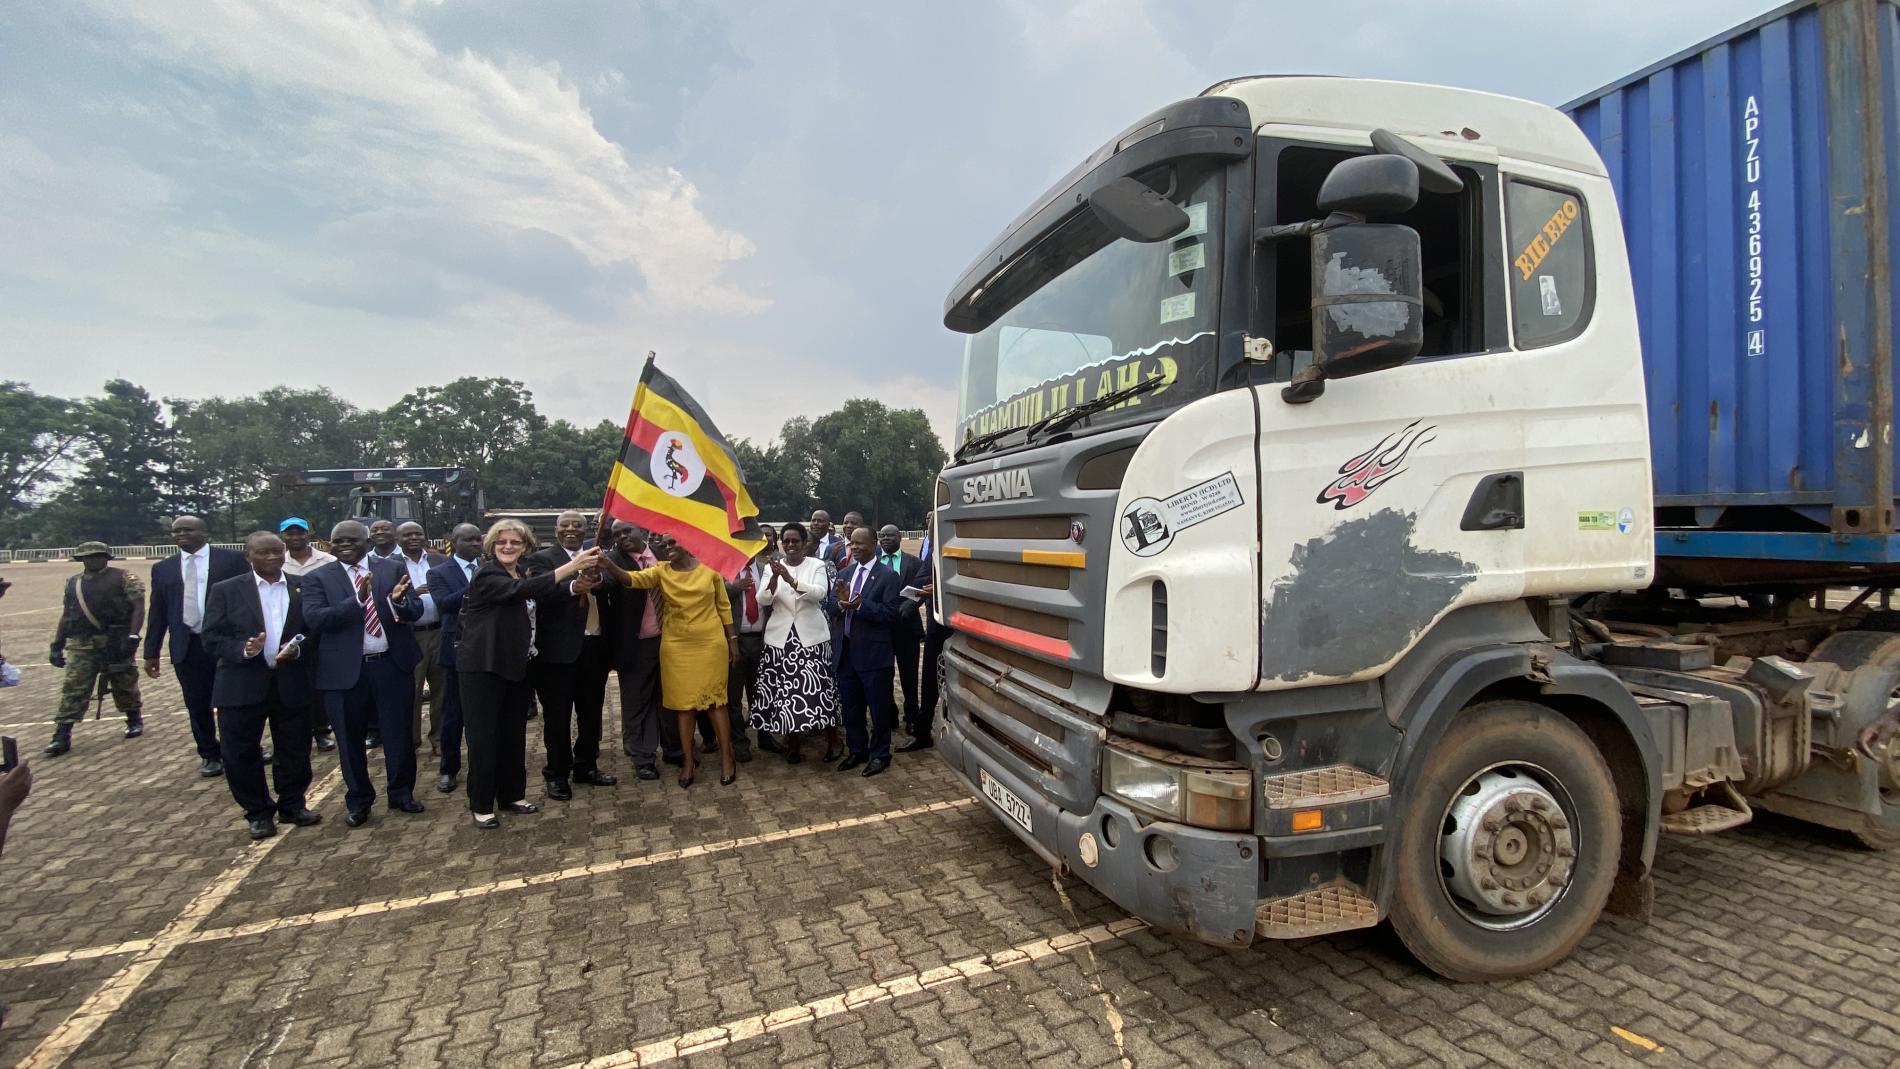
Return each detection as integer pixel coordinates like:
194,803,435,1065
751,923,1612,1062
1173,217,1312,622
1317,154,1419,216
1309,223,1425,379
1087,177,1191,243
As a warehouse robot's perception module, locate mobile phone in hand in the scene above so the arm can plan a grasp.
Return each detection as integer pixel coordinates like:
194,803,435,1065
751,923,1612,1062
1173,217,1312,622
1,736,17,774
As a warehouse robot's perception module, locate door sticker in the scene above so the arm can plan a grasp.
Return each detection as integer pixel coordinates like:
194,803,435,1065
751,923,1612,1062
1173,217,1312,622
1317,420,1437,510
1120,471,1245,557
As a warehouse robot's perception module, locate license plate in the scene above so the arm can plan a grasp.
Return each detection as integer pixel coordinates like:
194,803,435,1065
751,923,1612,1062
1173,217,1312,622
980,769,1033,834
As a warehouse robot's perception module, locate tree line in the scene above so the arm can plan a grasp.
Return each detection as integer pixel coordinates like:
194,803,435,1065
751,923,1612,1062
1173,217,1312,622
1,378,947,547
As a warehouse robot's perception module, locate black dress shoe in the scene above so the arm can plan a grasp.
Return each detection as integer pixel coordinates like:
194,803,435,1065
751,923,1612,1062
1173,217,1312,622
472,814,500,830
199,758,225,778
837,753,865,772
786,749,805,765
345,808,371,828
734,748,754,764
896,738,934,753
862,757,890,778
545,778,573,801
248,817,277,840
573,769,617,786
662,753,684,767
821,748,843,763
389,798,426,814
437,773,457,793
124,718,144,739
635,765,660,781
757,734,785,754
507,801,539,815
315,734,337,753
278,809,322,827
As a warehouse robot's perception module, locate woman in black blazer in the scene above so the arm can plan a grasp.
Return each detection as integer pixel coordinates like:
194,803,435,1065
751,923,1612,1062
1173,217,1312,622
457,519,600,828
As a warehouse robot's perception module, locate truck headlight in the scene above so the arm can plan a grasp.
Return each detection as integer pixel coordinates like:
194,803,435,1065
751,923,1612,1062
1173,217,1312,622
1103,745,1252,830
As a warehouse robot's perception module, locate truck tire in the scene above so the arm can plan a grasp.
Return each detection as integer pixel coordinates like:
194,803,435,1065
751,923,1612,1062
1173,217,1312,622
1810,629,1900,670
1840,666,1900,851
1388,700,1621,981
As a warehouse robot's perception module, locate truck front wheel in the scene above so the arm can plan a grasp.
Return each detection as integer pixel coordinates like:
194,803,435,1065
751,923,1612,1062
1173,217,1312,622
1389,700,1621,981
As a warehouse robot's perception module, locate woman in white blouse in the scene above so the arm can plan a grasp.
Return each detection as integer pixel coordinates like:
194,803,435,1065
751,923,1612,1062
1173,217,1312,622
750,521,840,763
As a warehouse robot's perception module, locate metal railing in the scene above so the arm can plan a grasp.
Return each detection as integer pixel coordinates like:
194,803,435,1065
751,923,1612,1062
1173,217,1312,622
0,544,247,564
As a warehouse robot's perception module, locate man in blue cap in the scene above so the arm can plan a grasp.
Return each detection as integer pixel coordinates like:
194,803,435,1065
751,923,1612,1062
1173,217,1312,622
278,518,338,752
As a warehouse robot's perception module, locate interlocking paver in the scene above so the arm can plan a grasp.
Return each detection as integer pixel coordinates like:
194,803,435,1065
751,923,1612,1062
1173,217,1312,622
6,560,1900,1067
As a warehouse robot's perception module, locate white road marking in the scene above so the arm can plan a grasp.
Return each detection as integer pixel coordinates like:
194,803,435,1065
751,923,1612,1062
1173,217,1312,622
15,768,344,1069
565,917,1149,1067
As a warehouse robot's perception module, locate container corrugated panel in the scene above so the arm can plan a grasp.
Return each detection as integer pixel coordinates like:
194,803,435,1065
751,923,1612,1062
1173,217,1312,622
1563,0,1900,535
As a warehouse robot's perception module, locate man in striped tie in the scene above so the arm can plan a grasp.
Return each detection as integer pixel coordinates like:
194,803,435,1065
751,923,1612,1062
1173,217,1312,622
300,520,426,827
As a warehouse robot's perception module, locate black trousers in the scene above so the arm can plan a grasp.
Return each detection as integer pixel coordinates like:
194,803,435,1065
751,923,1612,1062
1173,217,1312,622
563,635,611,776
532,651,591,780
322,655,416,812
724,632,765,748
437,668,464,776
461,669,530,814
894,625,923,733
175,634,221,760
217,673,312,822
917,620,950,739
617,636,662,766
839,647,896,761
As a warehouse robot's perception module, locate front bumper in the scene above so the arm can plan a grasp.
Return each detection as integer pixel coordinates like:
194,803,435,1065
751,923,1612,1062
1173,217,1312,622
940,704,1263,949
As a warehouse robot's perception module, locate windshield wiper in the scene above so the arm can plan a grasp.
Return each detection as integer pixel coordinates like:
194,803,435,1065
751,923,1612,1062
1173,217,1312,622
953,423,1025,461
1023,375,1167,445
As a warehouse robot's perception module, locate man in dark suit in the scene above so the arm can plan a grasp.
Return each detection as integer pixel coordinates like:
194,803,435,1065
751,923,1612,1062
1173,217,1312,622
427,524,483,794
393,521,450,753
604,522,665,780
203,531,322,840
874,524,931,742
526,510,617,801
300,519,425,827
834,526,905,777
143,515,249,777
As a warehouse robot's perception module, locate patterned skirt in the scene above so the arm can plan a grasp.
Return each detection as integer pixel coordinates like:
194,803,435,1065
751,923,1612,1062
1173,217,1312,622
751,630,839,733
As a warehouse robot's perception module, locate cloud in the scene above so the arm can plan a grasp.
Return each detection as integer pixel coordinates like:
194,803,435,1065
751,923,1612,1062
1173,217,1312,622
81,0,763,317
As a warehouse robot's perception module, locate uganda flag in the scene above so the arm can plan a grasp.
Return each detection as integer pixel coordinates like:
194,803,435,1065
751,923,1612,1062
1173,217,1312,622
604,357,767,577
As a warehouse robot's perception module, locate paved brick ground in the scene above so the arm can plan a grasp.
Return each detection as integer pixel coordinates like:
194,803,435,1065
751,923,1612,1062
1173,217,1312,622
3,559,1900,1067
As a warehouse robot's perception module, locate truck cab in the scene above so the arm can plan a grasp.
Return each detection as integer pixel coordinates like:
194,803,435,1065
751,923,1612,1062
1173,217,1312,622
934,75,1900,980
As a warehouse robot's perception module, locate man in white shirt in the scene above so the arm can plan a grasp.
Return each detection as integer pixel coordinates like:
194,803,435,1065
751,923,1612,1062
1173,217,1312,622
142,515,248,778
202,531,321,840
278,517,337,752
367,519,400,560
394,522,448,755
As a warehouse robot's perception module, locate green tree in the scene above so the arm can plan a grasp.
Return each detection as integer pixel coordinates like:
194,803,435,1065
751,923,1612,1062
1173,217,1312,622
33,380,176,546
384,377,546,484
808,399,946,529
0,382,83,544
170,387,382,539
488,418,623,508
732,437,813,524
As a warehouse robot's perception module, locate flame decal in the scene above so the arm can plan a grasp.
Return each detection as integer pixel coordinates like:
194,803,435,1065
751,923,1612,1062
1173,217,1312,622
1317,420,1437,510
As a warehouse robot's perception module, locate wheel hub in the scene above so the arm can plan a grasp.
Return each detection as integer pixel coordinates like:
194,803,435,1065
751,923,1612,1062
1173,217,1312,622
1440,767,1576,925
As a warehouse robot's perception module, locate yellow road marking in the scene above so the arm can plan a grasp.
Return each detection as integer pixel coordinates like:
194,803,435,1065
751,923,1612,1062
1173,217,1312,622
16,767,345,1069
1611,1026,1665,1053
565,917,1149,1068
1,797,980,971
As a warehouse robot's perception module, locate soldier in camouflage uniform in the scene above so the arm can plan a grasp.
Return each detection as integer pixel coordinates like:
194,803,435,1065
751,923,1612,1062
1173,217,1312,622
47,542,147,756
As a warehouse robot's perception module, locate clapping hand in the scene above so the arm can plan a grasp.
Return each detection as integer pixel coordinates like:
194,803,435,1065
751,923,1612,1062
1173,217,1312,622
390,575,413,600
243,632,267,658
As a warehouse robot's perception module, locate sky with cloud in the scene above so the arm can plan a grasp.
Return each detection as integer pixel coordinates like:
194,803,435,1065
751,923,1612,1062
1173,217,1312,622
0,0,1779,446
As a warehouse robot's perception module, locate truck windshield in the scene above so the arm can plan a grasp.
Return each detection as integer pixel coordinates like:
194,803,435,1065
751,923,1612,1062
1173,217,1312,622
955,162,1223,456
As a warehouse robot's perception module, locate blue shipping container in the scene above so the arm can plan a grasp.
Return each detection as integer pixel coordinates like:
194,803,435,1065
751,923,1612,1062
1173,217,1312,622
1563,0,1900,567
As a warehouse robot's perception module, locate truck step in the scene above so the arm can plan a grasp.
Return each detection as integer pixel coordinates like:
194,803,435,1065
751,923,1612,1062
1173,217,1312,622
1255,883,1380,939
1261,765,1389,809
1659,783,1754,835
1254,888,1375,937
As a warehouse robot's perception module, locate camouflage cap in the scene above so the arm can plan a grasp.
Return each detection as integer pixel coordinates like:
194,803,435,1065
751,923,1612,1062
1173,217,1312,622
71,541,114,559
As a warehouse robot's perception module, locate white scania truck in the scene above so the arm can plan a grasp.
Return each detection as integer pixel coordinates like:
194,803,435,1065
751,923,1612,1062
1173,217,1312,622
931,0,1900,981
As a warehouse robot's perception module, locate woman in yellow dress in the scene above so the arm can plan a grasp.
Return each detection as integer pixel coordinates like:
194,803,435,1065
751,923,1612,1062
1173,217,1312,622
600,535,739,788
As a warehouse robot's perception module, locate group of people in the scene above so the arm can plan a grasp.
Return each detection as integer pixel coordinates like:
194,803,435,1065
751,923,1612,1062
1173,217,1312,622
38,507,949,838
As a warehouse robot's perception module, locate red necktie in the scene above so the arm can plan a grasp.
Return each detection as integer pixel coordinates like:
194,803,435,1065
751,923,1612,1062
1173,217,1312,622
356,569,383,638
744,576,759,624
